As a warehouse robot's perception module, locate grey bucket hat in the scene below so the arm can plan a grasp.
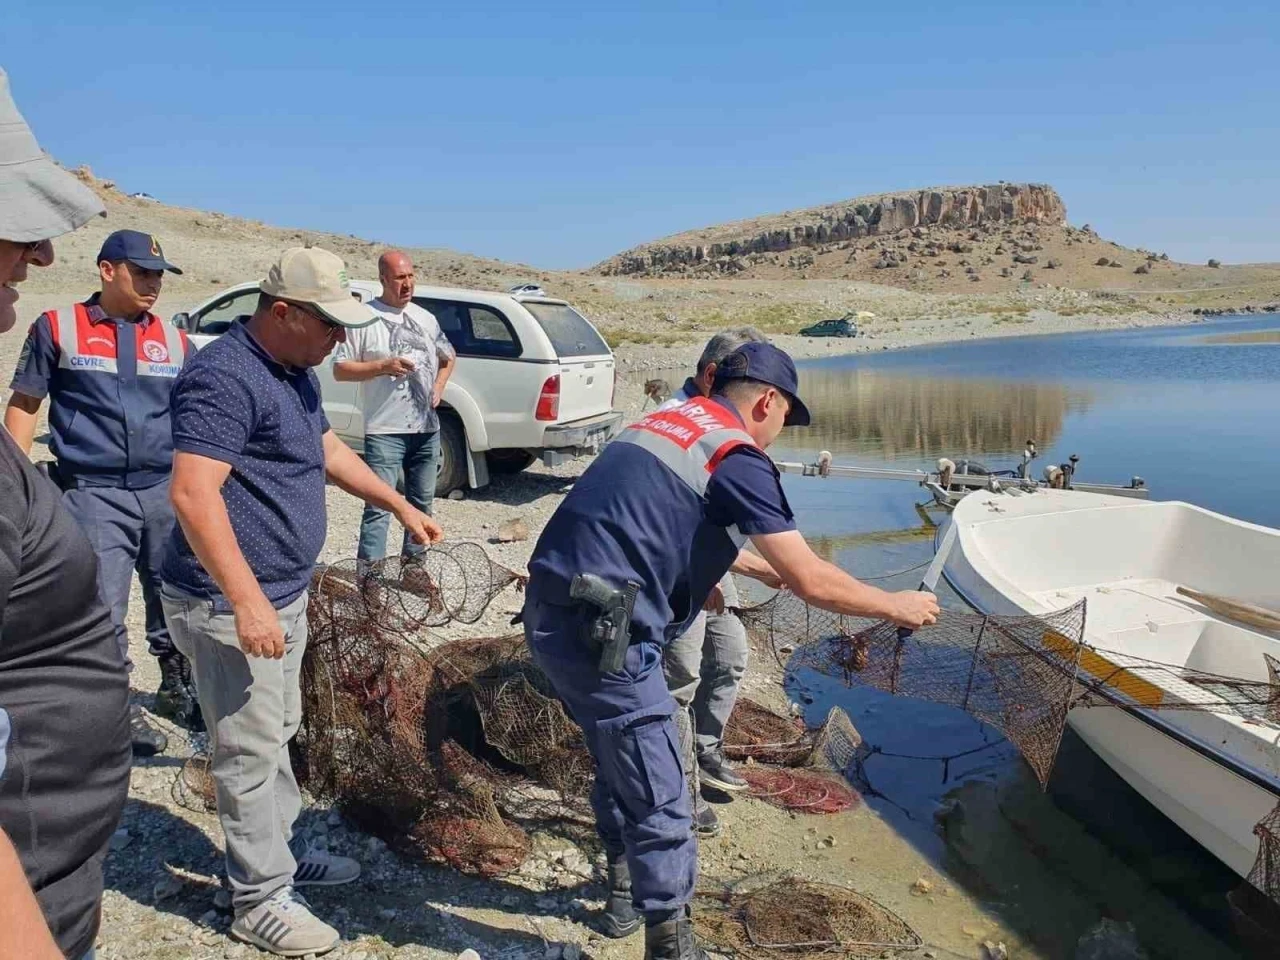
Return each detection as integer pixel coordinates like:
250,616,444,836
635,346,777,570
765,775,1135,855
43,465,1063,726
0,68,105,243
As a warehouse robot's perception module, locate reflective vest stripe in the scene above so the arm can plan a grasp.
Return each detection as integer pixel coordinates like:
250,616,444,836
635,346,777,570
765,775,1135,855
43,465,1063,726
612,399,757,498
49,303,185,378
51,304,121,374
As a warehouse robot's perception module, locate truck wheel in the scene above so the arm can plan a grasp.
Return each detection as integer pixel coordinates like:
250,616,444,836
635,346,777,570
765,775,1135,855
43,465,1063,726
486,449,536,475
435,413,468,497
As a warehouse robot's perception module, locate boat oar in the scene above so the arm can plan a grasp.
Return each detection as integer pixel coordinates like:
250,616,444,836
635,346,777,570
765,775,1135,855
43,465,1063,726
891,519,960,687
1175,586,1280,632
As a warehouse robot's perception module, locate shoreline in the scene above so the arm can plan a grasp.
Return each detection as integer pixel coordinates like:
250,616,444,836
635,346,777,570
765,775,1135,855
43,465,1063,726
610,307,1202,374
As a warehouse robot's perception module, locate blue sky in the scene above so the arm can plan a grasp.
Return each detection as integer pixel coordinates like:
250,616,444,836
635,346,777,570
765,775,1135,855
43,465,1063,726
6,1,1278,269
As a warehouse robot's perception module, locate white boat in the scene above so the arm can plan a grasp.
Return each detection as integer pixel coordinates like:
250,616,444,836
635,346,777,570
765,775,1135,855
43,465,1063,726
940,488,1280,879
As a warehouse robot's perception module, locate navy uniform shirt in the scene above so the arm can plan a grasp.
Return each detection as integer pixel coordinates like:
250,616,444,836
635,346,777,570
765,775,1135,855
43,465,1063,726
527,397,795,647
161,320,331,611
9,294,189,488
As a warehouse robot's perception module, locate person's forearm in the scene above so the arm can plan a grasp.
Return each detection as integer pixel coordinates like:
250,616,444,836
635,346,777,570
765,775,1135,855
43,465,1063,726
434,354,455,394
171,482,266,609
730,548,776,581
324,435,408,513
2,395,41,455
796,558,899,619
0,829,61,960
332,359,386,383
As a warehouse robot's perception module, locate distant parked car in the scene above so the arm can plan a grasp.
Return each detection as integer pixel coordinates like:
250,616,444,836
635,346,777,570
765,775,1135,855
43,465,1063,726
800,312,860,338
509,282,546,297
172,281,623,496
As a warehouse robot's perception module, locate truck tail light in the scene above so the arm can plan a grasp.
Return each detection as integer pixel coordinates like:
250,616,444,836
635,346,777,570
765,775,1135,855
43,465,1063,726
536,374,560,421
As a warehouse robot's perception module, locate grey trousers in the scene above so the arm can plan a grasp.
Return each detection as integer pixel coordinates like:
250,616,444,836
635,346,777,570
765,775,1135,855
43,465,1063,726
663,609,750,759
161,586,308,912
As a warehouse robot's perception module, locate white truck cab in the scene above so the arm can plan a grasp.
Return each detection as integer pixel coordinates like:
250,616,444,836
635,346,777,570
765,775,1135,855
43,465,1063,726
172,281,623,495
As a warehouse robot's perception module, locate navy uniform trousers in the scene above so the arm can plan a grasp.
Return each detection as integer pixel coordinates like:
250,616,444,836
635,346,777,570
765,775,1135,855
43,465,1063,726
522,594,696,915
61,480,176,671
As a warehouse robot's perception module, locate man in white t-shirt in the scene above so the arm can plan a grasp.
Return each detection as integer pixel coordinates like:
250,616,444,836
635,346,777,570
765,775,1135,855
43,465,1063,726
333,250,456,564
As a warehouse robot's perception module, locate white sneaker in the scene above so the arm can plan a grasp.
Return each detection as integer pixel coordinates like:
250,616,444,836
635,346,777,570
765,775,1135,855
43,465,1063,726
231,889,340,957
293,846,361,887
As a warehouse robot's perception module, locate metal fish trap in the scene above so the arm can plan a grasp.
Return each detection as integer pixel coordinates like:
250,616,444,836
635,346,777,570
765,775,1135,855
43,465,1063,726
695,876,922,958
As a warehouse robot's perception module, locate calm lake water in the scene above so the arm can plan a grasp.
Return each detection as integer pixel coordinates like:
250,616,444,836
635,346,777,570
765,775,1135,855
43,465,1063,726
699,316,1279,958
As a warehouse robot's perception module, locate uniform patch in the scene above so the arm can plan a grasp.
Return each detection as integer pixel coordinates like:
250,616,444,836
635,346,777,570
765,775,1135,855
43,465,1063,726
143,339,169,362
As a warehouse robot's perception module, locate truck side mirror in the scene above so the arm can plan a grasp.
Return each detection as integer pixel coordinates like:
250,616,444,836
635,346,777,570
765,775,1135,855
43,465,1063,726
172,312,191,331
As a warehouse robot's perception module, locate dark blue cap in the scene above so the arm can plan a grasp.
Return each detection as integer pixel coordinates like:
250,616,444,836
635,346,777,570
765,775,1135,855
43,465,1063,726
96,229,183,274
712,341,811,426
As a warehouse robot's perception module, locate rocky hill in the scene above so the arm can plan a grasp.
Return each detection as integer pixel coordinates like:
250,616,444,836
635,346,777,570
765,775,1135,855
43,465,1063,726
592,182,1280,303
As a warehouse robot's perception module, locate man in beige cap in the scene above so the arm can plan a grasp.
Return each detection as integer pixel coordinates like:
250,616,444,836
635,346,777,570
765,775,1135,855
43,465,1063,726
0,67,128,960
160,246,443,957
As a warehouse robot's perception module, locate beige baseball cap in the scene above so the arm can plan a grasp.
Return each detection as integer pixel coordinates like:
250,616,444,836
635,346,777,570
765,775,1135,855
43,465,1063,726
259,246,378,328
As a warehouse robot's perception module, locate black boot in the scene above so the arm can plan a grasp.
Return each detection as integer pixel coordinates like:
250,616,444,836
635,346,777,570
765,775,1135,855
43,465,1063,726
130,703,168,757
597,855,642,938
644,907,710,960
155,653,204,732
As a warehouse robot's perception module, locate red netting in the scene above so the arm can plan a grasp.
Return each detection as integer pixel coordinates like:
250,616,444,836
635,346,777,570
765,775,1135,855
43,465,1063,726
739,766,861,815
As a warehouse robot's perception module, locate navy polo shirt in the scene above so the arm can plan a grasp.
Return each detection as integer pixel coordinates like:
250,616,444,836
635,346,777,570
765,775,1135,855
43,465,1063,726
9,294,189,488
527,397,796,647
161,320,331,611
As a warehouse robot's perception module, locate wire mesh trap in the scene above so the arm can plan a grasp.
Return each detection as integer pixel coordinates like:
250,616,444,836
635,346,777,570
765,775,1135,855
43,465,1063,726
694,876,922,958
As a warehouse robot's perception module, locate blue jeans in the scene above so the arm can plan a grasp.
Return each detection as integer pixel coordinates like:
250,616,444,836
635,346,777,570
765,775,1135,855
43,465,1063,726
357,431,440,562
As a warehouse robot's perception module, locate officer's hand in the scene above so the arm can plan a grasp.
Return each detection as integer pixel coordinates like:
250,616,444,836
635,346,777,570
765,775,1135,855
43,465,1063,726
383,356,416,377
886,590,940,630
235,592,285,659
398,503,444,546
751,569,787,590
703,584,726,614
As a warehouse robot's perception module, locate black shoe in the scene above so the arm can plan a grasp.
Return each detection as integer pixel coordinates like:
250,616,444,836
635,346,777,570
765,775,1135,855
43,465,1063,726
644,907,710,960
154,653,205,732
693,805,720,838
698,753,748,793
130,703,168,757
597,856,642,938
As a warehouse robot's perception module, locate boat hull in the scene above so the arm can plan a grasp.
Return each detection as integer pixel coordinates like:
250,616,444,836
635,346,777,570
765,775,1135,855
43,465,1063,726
939,492,1280,880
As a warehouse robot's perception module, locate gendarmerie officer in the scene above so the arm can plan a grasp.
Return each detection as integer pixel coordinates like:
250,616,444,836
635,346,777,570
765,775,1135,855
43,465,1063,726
522,342,939,959
5,229,198,754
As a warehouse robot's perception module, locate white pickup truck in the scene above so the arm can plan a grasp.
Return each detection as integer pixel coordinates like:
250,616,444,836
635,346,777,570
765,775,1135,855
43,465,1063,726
172,281,623,495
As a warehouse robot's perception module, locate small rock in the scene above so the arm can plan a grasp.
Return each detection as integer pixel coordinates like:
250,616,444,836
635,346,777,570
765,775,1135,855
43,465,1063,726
448,489,465,500
1207,258,1221,268
223,945,247,959
327,811,344,827
365,836,387,857
201,910,219,925
214,889,233,911
924,953,938,959
911,878,933,895
378,907,398,921
109,827,132,851
981,942,1008,960
494,517,529,543
544,945,562,960
535,895,559,910
562,945,582,960
457,952,481,960
312,820,329,836
153,874,184,901
501,894,520,907
350,952,371,960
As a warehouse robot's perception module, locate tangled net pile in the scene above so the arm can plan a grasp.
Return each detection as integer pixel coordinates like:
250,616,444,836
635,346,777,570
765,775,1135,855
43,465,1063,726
736,589,1280,934
694,876,922,958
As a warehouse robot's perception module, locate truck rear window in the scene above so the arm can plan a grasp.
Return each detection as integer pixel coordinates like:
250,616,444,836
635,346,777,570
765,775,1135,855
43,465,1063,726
523,302,610,358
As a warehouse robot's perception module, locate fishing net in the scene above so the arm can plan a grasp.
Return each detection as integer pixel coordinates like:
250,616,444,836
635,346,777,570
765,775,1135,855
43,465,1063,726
694,876,922,958
739,591,1280,788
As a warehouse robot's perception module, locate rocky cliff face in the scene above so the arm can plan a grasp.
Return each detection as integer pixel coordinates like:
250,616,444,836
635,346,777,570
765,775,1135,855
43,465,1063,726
596,183,1066,277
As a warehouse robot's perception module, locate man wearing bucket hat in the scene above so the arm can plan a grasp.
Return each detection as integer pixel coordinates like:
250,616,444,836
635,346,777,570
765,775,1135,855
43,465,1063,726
521,341,938,959
0,67,131,960
160,245,444,957
6,227,200,755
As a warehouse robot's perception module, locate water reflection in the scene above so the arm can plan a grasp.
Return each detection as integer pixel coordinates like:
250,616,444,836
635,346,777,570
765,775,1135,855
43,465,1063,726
792,367,1094,460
